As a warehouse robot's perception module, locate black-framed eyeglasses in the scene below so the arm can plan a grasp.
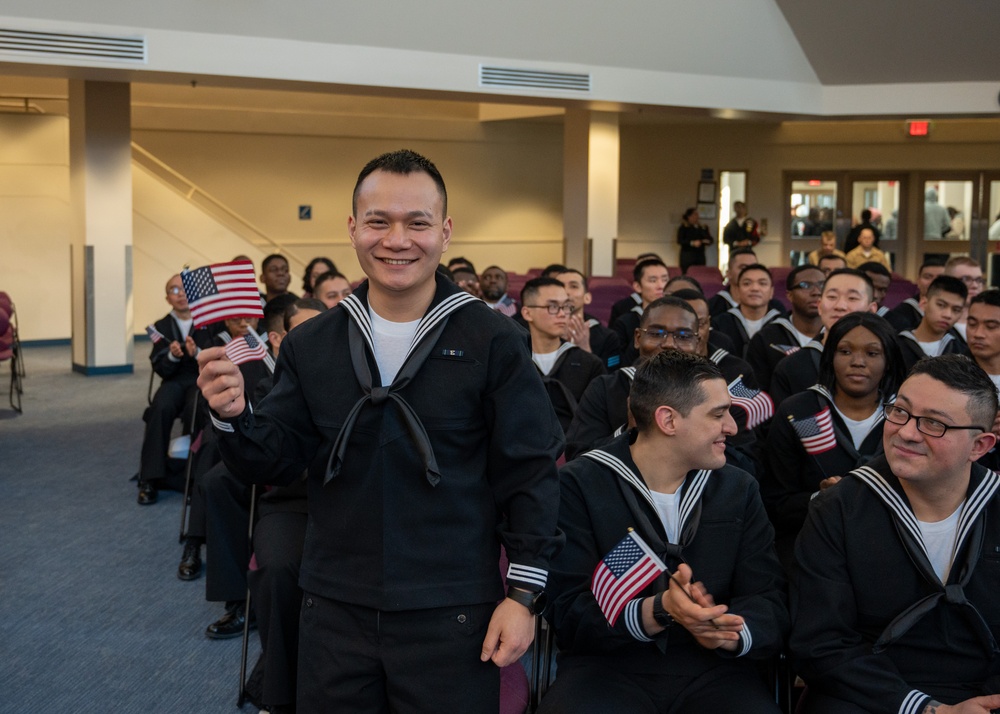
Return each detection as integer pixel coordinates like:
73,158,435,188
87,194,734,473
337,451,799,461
639,327,698,345
883,403,986,438
524,303,576,315
959,276,985,286
791,281,824,292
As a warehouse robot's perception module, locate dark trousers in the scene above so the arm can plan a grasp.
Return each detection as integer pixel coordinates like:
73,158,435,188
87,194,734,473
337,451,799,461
679,250,706,275
297,595,500,714
200,462,253,602
139,377,196,484
248,509,307,708
537,656,780,714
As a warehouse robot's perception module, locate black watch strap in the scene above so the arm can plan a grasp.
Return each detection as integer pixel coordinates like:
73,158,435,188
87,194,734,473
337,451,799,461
651,591,673,628
507,588,546,615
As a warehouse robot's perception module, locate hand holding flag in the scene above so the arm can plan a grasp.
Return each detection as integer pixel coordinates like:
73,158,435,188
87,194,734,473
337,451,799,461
591,530,666,626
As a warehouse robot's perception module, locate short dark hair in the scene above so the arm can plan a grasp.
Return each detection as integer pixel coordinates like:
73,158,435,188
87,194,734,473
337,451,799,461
263,308,286,337
302,257,337,293
633,258,668,284
638,296,698,328
353,149,447,217
970,289,1000,309
669,288,708,306
262,253,288,272
926,275,968,302
729,247,757,261
860,209,872,222
262,292,297,318
520,276,566,306
636,252,662,262
907,354,998,428
858,262,891,279
737,263,772,284
312,270,350,292
818,254,848,269
786,263,824,290
630,351,723,430
541,264,570,278
818,313,905,398
665,275,703,294
482,265,507,277
919,258,946,274
447,256,476,273
283,297,327,332
555,269,587,292
825,268,875,302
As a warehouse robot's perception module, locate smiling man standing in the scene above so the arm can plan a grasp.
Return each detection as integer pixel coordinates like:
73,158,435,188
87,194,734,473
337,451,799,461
197,149,563,713
791,355,1000,714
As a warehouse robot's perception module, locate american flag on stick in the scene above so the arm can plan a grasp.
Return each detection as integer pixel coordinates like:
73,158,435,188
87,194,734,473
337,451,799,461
728,375,774,429
181,260,263,328
790,406,838,455
591,530,666,626
146,324,165,343
224,332,268,366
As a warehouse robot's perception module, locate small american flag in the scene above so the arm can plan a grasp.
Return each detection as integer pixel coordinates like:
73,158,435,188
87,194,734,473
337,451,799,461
790,406,837,455
181,260,263,328
146,324,165,343
224,332,268,366
728,375,774,429
591,531,666,626
770,343,800,356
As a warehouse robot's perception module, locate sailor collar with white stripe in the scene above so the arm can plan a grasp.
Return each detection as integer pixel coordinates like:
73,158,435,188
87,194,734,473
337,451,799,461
851,460,1000,585
531,341,577,374
717,289,738,308
338,278,479,373
708,348,730,365
582,444,711,539
725,306,782,331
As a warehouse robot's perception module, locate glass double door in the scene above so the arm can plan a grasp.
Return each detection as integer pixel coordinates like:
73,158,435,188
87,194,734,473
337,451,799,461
785,171,1000,282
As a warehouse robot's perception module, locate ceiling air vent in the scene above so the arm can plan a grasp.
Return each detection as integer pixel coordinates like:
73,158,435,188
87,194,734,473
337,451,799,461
0,28,146,63
480,65,591,93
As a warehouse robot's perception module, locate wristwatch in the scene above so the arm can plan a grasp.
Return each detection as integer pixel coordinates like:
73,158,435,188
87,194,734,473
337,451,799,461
506,588,547,615
651,591,673,628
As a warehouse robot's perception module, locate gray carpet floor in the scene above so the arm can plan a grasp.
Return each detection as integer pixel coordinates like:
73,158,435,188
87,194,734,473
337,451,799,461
0,345,260,713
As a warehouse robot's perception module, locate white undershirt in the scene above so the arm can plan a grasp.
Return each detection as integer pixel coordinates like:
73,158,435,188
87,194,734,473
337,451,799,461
916,338,943,357
743,316,766,339
789,324,813,347
989,373,1000,392
953,322,967,340
833,404,881,451
650,488,682,543
370,308,420,385
917,502,964,583
171,313,193,338
533,350,560,376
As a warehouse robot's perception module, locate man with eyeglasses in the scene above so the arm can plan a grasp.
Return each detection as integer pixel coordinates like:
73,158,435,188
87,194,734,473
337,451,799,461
565,296,700,459
746,265,825,392
945,256,985,342
136,274,221,505
521,277,606,435
791,355,1000,714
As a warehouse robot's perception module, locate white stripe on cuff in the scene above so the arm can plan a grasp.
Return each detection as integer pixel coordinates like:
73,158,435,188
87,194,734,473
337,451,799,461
210,413,235,433
507,563,547,589
737,622,753,656
624,599,654,642
899,691,930,714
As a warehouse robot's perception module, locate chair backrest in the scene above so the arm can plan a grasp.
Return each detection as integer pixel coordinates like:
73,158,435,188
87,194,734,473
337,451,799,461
0,292,12,316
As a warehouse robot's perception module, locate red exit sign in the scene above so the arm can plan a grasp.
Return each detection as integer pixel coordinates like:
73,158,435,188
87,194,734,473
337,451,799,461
906,120,931,137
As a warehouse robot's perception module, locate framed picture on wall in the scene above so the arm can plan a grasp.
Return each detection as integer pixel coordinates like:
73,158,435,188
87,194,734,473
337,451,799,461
697,181,717,203
697,202,717,220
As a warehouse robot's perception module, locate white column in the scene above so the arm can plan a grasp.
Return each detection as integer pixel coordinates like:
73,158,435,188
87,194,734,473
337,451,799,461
69,80,134,374
563,110,620,277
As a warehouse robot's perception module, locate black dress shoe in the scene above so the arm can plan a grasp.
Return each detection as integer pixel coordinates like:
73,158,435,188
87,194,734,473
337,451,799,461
136,481,158,505
177,541,202,581
206,602,256,640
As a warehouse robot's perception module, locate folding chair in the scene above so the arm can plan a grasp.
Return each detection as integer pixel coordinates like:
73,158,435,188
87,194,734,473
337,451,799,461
527,616,556,713
0,292,23,379
178,390,202,542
